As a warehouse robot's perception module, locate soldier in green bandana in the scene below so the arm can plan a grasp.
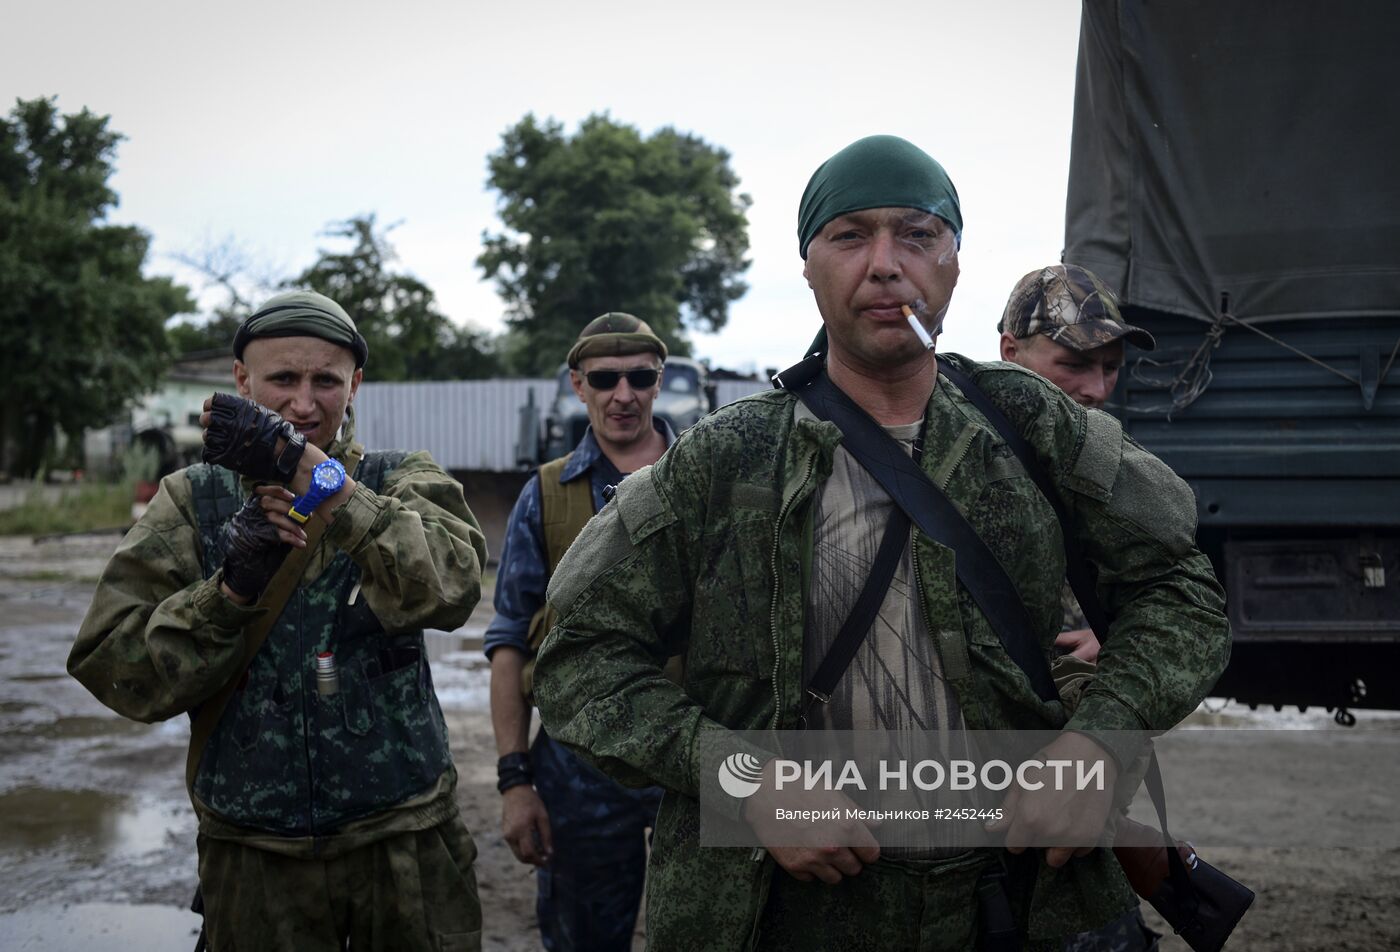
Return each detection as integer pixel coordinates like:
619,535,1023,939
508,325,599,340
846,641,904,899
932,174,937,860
533,137,1229,950
69,290,486,951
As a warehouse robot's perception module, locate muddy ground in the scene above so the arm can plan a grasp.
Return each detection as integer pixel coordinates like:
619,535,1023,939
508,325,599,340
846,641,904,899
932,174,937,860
0,532,1396,951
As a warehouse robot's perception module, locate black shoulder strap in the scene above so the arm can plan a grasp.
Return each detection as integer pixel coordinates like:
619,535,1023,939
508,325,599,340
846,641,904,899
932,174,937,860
786,366,1059,703
934,357,1110,637
800,490,911,728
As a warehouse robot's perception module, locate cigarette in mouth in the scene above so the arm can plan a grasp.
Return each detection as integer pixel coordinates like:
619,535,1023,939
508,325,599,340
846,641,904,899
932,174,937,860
902,305,936,350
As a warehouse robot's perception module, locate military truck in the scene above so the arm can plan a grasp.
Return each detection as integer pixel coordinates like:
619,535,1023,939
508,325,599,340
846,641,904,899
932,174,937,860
1065,0,1400,717
516,356,716,466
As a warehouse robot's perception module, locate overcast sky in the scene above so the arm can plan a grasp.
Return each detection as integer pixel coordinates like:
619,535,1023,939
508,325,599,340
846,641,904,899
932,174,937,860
5,0,1084,372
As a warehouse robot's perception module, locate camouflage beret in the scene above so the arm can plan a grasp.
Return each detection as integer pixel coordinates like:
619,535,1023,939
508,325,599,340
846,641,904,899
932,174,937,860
998,264,1155,352
234,290,369,368
566,312,668,369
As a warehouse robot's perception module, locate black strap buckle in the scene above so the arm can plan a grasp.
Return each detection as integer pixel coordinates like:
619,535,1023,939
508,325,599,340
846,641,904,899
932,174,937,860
795,688,831,731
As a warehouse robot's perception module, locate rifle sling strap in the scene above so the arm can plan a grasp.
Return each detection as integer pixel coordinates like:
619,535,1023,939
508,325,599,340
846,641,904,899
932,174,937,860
799,491,911,729
933,358,1110,637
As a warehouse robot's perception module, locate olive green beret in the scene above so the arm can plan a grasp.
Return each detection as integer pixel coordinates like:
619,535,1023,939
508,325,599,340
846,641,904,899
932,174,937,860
234,290,369,368
566,312,668,369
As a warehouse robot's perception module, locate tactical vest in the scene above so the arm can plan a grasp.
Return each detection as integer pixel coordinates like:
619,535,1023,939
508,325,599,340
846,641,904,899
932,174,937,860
520,453,594,702
520,452,683,700
186,451,453,836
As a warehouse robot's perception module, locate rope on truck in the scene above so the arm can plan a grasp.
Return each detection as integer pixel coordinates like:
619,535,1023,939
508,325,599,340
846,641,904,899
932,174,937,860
1127,308,1400,416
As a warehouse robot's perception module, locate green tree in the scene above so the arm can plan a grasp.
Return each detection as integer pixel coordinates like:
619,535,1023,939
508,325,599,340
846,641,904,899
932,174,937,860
0,97,192,477
290,215,500,381
478,114,751,375
167,309,242,358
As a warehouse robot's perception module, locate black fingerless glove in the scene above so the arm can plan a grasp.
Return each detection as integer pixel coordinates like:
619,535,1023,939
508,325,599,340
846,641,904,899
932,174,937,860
203,392,307,482
221,495,291,600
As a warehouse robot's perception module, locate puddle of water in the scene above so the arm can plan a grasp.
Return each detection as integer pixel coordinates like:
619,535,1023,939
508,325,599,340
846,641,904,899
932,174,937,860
425,630,491,710
431,663,491,710
0,902,200,952
0,787,178,858
12,714,152,739
426,629,485,662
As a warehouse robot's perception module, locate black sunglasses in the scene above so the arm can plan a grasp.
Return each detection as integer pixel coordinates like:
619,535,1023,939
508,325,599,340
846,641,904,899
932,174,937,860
584,368,660,390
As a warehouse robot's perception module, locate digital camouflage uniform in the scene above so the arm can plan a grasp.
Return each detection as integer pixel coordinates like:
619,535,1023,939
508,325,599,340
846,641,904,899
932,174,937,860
69,430,487,952
533,355,1230,951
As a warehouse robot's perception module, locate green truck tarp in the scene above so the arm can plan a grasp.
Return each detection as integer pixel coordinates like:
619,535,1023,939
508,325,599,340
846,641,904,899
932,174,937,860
1065,0,1400,324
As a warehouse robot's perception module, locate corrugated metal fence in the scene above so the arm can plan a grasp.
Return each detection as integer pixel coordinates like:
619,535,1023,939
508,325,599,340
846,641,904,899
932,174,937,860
356,379,556,472
713,378,770,408
356,376,770,472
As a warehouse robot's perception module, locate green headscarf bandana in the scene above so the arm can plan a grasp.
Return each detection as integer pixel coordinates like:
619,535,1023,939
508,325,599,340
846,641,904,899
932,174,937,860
797,135,963,258
234,290,369,368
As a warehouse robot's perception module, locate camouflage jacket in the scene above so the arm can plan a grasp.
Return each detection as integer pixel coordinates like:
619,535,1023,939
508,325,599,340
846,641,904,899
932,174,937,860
69,440,486,839
534,355,1230,949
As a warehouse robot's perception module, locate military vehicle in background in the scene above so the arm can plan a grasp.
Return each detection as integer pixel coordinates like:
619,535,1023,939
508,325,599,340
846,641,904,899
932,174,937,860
516,356,716,466
1066,0,1400,718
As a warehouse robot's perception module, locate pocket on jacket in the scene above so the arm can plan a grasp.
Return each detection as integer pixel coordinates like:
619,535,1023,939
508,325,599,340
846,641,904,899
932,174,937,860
231,690,268,752
690,522,773,676
340,658,376,736
967,480,1064,638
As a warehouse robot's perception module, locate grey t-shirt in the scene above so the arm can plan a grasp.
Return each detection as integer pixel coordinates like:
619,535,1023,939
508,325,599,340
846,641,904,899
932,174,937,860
798,403,970,858
800,404,965,735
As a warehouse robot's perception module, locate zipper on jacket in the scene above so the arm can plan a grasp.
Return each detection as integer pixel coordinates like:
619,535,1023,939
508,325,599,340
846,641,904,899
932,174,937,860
933,421,979,493
910,542,953,687
296,593,317,838
767,452,817,729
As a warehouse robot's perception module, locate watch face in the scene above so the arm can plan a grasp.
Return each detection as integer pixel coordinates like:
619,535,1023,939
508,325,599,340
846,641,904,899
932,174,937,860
313,461,344,492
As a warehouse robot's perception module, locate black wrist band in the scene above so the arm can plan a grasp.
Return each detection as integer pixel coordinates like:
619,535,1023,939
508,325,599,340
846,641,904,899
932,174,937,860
274,431,307,482
496,752,532,795
497,772,533,794
497,752,531,773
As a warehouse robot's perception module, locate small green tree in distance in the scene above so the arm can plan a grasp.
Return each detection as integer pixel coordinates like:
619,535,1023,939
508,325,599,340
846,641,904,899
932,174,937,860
478,114,752,375
292,215,501,381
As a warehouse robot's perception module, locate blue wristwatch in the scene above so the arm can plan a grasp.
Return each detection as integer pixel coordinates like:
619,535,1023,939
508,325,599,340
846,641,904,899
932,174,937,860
288,459,347,524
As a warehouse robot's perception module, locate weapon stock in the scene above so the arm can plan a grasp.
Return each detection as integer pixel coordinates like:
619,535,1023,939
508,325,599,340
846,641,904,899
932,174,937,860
1113,818,1255,952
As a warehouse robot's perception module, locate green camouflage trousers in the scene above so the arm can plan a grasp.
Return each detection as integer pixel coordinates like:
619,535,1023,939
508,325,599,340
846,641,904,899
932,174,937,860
196,816,481,951
756,851,990,951
757,852,1154,952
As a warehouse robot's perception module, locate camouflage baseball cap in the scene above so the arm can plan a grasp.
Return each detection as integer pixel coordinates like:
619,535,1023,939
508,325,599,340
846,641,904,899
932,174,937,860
566,312,668,368
998,265,1155,352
